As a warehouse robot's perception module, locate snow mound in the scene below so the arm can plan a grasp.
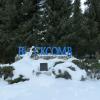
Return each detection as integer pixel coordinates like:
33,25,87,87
12,56,65,79
11,53,87,81
52,60,87,81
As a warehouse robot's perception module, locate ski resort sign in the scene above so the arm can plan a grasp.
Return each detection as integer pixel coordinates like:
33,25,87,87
18,46,72,57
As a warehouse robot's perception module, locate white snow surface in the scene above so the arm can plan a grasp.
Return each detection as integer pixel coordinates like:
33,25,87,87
0,64,10,67
0,76,100,100
53,61,86,80
11,52,86,81
0,52,100,100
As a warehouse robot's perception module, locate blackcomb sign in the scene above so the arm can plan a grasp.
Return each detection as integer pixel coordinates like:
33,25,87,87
18,46,72,57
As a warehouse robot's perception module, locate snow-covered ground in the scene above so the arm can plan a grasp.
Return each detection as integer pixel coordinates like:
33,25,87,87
0,50,100,100
0,76,100,100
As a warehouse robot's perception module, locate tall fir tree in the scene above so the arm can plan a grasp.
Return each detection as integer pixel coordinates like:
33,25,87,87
66,0,83,56
83,0,99,56
0,0,37,63
45,0,72,46
31,0,49,46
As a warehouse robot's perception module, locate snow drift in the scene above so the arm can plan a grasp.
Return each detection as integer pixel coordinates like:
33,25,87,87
11,50,87,81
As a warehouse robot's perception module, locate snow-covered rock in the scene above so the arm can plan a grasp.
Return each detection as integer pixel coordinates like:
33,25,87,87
52,60,87,81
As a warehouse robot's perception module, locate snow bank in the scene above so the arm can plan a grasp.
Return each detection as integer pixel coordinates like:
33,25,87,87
0,77,100,100
52,61,86,81
11,52,87,81
12,55,65,79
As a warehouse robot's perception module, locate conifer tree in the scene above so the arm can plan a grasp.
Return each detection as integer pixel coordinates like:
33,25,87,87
46,0,72,45
31,0,49,46
65,0,83,56
83,0,98,55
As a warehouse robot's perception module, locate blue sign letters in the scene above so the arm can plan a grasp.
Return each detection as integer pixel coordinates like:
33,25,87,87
18,46,72,57
18,47,26,55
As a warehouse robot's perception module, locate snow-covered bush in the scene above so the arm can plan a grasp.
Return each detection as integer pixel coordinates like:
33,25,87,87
53,61,64,67
8,75,29,84
15,55,23,61
72,60,85,69
0,66,14,80
73,59,100,80
53,69,72,79
87,69,100,80
52,61,87,81
73,59,100,70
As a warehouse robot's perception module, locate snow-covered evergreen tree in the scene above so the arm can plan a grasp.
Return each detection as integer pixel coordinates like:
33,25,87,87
32,0,49,45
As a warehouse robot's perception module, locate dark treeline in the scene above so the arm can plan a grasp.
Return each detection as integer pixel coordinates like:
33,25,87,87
0,0,100,63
